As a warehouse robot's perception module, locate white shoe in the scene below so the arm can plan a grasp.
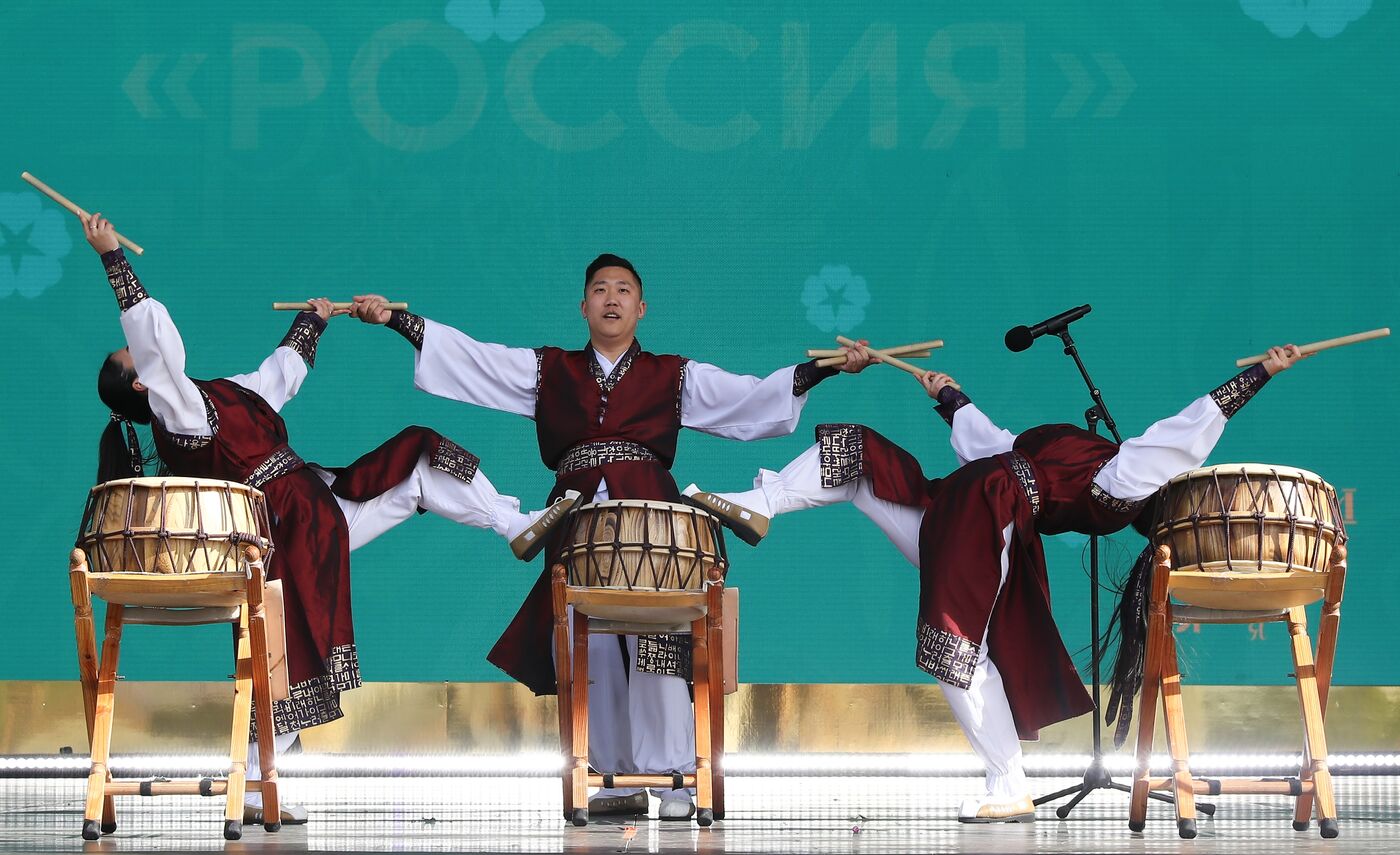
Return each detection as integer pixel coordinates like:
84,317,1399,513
243,800,308,826
681,484,769,546
658,798,696,821
510,490,581,561
957,794,1035,823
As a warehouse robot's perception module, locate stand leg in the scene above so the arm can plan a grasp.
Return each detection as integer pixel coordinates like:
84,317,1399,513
691,614,714,827
707,580,726,821
1289,605,1338,838
1160,620,1198,839
1296,549,1344,832
551,566,574,822
224,606,254,840
568,608,590,826
244,548,281,832
83,604,123,841
70,552,117,836
1129,546,1170,831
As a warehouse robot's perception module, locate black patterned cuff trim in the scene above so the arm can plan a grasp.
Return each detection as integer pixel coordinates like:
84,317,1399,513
388,310,425,350
792,360,839,397
635,633,692,679
915,622,979,689
816,423,866,488
1210,363,1270,419
102,248,149,311
252,643,360,739
430,437,480,483
934,385,972,426
280,312,326,368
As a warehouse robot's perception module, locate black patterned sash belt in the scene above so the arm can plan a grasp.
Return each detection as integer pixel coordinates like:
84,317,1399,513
246,447,306,489
556,440,659,477
1007,451,1043,519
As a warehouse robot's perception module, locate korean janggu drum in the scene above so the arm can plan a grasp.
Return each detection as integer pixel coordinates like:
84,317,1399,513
78,477,272,606
557,499,728,624
1151,464,1346,610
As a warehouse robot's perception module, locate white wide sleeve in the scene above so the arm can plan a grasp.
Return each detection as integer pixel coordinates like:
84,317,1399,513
119,299,213,436
948,404,1018,465
222,348,309,413
412,318,537,418
681,361,805,441
1093,395,1227,501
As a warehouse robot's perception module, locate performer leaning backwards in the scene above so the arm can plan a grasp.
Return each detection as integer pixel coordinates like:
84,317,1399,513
684,343,1303,822
86,214,578,827
351,254,872,819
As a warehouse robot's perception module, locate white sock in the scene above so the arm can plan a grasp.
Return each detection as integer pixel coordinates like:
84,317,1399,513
709,485,773,519
502,505,545,541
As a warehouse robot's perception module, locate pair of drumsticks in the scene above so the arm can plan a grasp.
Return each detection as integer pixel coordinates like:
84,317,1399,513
20,171,1392,365
806,326,1392,378
808,338,962,389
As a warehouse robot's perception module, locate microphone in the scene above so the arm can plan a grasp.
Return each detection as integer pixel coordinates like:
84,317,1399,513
1004,304,1092,352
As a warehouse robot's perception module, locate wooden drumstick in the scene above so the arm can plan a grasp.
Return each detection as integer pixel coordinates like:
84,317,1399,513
812,348,930,361
809,340,942,361
835,335,961,390
272,301,409,311
814,351,929,367
1235,328,1390,367
20,171,145,255
812,340,940,363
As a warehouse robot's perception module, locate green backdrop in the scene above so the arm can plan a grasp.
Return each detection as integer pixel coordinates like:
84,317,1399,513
2,2,1395,688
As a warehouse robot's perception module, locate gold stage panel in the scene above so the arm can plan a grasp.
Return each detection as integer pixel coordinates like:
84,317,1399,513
3,681,1399,755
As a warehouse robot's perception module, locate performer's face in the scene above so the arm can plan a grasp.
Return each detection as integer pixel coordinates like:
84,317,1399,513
581,266,646,341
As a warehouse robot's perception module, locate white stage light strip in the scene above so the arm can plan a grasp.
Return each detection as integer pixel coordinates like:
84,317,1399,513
3,752,1399,777
275,752,563,776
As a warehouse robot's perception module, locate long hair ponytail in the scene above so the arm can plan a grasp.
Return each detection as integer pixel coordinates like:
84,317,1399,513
1101,492,1168,748
96,353,156,483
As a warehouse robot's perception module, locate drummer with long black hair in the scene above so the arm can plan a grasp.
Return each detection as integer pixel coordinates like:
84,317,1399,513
87,213,577,827
683,343,1304,822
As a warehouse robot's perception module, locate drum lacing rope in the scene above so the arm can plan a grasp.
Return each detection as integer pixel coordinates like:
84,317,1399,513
1269,469,1296,571
157,479,181,573
1249,471,1268,572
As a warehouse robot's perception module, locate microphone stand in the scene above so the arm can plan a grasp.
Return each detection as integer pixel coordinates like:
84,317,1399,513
1031,327,1214,819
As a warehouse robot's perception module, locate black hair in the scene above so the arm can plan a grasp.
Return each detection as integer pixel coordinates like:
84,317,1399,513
584,253,642,296
96,352,156,483
1100,489,1168,747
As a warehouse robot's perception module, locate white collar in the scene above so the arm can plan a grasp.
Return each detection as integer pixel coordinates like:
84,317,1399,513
592,347,618,375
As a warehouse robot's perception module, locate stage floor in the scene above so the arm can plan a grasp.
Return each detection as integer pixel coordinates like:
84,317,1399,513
2,776,1398,853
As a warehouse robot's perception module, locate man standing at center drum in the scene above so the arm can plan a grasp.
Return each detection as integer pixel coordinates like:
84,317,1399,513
351,254,870,820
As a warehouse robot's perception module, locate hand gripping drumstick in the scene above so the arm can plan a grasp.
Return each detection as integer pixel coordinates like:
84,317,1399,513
20,172,145,255
835,335,961,390
1235,328,1389,367
272,302,409,311
809,340,942,366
